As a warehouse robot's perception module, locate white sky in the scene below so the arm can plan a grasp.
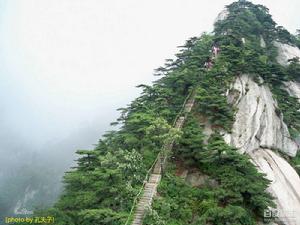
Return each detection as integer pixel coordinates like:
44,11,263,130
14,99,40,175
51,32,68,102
0,0,299,149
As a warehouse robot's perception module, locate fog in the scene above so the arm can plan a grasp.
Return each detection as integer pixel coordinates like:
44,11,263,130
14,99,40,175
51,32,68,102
0,0,299,220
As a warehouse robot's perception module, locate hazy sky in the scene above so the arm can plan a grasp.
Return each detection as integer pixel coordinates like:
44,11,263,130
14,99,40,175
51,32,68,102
0,0,299,151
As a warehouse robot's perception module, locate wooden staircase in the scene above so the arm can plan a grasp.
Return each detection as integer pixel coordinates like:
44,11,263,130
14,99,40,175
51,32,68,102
129,92,196,225
131,174,161,225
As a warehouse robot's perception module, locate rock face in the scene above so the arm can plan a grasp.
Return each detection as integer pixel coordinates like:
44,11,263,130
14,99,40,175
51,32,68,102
13,186,36,215
225,74,300,225
176,166,218,188
274,42,300,66
260,36,266,48
224,41,300,225
284,81,300,146
250,149,300,225
224,74,298,157
185,171,218,188
284,81,300,99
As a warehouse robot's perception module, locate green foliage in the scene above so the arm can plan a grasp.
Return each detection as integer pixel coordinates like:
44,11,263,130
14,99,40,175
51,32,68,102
144,174,213,225
215,0,298,46
77,209,127,225
295,30,300,48
276,26,295,44
52,149,144,224
201,134,275,216
215,0,276,41
144,173,257,225
147,117,275,224
146,117,183,148
213,0,300,136
186,41,237,132
175,115,205,164
291,152,300,175
272,85,300,134
143,209,167,225
196,204,254,225
286,57,300,80
195,84,234,131
34,208,74,225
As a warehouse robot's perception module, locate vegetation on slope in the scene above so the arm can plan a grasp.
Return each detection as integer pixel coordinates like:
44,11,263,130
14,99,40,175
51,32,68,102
214,0,300,136
144,114,274,225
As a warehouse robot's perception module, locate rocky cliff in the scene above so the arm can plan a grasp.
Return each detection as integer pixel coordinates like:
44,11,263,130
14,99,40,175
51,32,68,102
224,42,300,225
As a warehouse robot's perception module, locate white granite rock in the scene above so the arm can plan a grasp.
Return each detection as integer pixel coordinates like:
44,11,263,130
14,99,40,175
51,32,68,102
260,36,266,48
224,72,300,225
284,81,300,146
224,74,298,156
251,149,300,225
274,42,300,66
284,81,300,99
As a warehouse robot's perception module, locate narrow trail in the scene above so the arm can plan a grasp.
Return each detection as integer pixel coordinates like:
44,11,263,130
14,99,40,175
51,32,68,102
129,92,196,225
127,45,218,225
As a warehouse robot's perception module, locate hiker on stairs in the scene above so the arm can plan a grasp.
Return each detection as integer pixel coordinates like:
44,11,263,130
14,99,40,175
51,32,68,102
212,44,220,58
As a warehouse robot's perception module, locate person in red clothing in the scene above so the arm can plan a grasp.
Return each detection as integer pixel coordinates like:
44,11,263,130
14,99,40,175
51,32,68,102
212,44,220,58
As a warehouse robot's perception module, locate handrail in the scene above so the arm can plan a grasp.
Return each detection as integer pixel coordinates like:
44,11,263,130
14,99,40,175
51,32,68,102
124,87,195,225
162,88,195,167
124,152,161,225
172,88,194,127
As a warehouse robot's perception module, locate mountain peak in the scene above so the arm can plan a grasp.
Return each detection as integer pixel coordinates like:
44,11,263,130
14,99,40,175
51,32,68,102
214,0,298,46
